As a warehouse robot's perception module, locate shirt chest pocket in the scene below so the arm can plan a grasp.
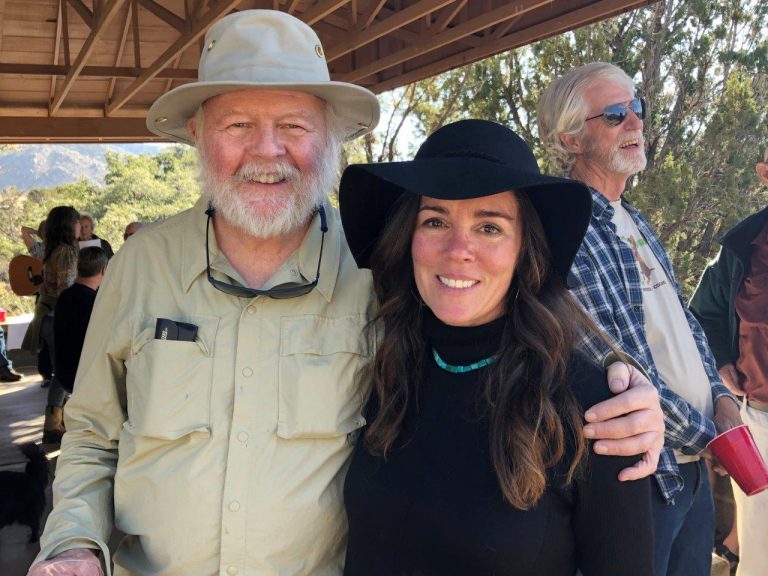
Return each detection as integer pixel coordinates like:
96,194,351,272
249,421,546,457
278,314,371,439
124,314,220,440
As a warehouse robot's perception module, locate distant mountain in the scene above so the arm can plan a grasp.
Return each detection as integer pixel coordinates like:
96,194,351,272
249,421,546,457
0,143,168,192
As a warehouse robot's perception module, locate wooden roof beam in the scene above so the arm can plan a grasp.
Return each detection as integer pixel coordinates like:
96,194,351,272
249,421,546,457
107,3,137,103
434,0,466,32
0,105,149,118
106,0,243,115
50,0,65,99
369,0,658,93
66,0,94,28
1,62,197,79
0,0,5,49
61,0,71,65
50,0,125,116
300,0,351,26
359,0,386,29
0,116,163,143
337,0,551,82
136,0,186,31
326,0,457,62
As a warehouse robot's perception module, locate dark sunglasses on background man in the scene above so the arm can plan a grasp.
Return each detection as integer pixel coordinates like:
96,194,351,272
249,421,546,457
585,97,646,126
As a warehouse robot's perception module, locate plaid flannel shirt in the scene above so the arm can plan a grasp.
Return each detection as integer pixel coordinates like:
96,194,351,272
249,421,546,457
569,188,732,503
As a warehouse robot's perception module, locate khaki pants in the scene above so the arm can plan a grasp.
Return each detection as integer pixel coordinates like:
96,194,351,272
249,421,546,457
733,400,768,576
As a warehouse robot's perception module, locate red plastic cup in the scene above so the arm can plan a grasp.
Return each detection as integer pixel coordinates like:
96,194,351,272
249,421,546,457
0,308,6,323
707,424,768,496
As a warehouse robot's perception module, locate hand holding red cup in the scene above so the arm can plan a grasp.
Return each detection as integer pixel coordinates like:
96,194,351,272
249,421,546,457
707,424,768,496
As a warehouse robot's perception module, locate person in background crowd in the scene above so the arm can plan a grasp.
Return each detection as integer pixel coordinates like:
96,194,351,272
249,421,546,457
122,221,144,241
29,12,663,576
53,247,108,394
21,220,46,260
339,119,654,576
21,219,53,387
538,61,741,576
690,147,768,576
79,213,114,259
0,319,23,382
22,206,81,445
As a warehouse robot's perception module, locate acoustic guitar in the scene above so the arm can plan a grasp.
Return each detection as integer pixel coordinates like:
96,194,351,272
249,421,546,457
8,254,44,296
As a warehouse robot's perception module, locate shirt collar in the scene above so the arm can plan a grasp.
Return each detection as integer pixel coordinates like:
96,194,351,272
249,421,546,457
180,196,341,303
587,186,639,221
588,186,614,220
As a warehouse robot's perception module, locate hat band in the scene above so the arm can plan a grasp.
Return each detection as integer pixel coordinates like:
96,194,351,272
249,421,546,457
202,64,331,84
421,149,503,163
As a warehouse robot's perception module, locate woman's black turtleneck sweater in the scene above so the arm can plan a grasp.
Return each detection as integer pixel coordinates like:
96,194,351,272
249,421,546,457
343,311,654,576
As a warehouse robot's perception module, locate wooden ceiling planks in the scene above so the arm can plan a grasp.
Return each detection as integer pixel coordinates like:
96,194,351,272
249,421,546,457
0,0,657,142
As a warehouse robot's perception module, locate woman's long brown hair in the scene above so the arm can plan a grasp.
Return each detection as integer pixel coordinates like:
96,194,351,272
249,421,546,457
364,190,606,510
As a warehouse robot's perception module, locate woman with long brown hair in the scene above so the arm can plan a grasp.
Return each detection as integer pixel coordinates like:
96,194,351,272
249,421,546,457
338,120,653,575
22,205,80,444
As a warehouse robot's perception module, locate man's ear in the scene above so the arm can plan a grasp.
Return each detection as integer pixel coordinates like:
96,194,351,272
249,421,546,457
560,132,582,154
756,162,768,186
187,117,198,142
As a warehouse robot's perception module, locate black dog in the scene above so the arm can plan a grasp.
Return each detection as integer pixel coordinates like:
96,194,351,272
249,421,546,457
0,443,49,542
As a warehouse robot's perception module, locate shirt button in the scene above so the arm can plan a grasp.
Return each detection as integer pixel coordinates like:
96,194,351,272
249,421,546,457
229,500,241,512
227,567,238,575
242,367,253,377
246,305,256,315
237,431,248,443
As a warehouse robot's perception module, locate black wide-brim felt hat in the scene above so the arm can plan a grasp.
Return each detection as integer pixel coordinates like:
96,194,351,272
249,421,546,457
339,119,593,283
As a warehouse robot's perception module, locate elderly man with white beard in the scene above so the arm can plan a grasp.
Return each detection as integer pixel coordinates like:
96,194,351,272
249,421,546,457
538,62,743,576
29,16,665,576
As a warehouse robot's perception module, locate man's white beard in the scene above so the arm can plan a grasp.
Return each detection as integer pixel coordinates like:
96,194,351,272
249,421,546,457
585,130,647,176
200,144,340,238
609,145,647,175
609,131,647,175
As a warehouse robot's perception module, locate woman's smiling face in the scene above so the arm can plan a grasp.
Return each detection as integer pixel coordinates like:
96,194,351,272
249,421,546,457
411,191,522,327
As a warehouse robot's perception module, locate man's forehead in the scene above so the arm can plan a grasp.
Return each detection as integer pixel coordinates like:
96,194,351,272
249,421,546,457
586,79,634,105
202,89,327,114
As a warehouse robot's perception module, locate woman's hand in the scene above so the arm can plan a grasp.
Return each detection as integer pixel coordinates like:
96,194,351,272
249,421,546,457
583,362,665,481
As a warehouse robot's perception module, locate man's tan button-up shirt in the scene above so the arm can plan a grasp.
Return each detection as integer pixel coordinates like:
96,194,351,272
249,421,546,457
36,197,377,575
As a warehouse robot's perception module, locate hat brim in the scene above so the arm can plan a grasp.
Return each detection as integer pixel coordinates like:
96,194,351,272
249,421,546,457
146,81,381,144
339,157,592,284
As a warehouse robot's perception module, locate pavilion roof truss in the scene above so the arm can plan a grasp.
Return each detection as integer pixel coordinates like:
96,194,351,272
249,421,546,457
0,0,656,142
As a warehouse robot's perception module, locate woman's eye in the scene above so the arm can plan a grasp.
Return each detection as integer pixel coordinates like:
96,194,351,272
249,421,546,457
422,217,445,228
481,224,501,234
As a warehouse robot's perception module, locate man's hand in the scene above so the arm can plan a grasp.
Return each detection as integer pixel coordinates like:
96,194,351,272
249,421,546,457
718,364,744,396
27,548,103,576
713,396,742,434
583,362,665,482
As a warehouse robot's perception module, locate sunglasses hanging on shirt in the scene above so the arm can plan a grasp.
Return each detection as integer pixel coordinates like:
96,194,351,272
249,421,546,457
585,97,646,126
204,203,327,299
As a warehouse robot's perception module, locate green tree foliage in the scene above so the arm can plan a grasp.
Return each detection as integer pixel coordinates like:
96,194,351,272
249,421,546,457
349,0,768,298
0,146,199,313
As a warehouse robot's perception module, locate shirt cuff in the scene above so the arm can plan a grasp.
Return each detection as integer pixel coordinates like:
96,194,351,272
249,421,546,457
44,537,111,576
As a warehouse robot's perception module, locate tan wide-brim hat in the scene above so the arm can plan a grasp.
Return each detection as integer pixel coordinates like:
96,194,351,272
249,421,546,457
147,10,381,145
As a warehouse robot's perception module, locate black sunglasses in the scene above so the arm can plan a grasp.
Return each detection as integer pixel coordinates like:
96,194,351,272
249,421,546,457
205,204,327,299
585,97,646,126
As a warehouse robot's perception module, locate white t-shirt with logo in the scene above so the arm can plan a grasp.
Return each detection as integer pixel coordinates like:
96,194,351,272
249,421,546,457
611,201,713,463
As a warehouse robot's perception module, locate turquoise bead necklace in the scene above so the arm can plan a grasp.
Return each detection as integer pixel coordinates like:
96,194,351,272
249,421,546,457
432,347,496,373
